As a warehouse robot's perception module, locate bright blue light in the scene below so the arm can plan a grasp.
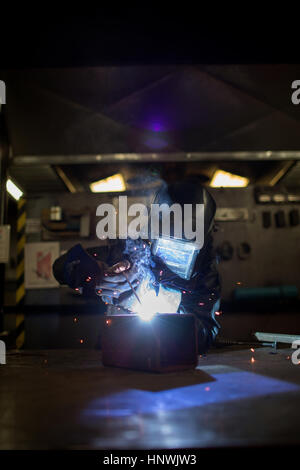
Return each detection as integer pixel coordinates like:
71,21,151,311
122,271,181,319
82,370,299,418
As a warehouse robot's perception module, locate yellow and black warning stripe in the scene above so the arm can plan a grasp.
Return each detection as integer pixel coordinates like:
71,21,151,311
16,197,26,349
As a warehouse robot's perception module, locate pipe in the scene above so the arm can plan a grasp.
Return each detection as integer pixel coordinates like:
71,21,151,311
234,285,299,301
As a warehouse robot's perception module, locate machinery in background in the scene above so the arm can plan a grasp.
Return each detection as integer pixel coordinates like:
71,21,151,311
41,206,91,240
211,186,300,302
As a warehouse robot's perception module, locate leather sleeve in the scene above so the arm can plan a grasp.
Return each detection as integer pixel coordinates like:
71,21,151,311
52,240,127,296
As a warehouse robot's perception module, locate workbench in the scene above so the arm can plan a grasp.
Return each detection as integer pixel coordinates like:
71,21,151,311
1,346,300,449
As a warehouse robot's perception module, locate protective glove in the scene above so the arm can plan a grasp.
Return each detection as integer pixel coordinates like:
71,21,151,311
96,260,144,305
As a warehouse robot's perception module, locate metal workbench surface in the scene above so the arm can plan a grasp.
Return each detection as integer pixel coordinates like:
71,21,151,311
1,347,300,449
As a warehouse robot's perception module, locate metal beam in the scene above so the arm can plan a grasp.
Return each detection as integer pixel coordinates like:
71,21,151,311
11,151,300,166
53,165,77,193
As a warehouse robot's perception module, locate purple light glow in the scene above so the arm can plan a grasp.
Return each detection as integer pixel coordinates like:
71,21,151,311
151,122,163,132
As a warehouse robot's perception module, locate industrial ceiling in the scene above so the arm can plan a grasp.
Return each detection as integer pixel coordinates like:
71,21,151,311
3,64,300,192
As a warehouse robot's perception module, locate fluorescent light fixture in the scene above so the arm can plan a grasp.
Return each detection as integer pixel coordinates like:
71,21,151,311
89,173,126,193
210,170,249,188
6,178,23,200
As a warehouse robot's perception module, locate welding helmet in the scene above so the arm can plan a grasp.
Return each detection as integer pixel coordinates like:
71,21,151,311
147,179,216,280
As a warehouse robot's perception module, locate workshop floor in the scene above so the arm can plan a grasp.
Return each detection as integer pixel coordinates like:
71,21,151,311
1,346,300,449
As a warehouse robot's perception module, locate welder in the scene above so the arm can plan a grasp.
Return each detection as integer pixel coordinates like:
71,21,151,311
52,179,221,354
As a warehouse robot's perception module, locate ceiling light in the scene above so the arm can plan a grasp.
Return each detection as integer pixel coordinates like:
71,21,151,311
210,170,249,188
89,173,126,193
6,179,23,200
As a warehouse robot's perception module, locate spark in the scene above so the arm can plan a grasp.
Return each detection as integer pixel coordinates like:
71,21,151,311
130,276,181,321
215,311,221,316
199,302,205,306
236,281,242,285
251,357,255,363
79,339,84,344
73,317,78,323
250,348,255,352
85,276,92,283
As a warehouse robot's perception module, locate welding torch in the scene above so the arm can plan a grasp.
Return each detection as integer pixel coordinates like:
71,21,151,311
104,260,142,305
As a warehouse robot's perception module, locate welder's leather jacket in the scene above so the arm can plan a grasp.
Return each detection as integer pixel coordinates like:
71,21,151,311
53,237,221,353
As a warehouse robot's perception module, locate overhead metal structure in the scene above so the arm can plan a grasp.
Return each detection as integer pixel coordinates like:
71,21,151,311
3,64,300,190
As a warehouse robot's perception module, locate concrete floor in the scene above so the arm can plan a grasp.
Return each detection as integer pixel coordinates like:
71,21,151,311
1,346,300,449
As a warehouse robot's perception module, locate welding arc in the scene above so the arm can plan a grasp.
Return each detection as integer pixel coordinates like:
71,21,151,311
122,271,142,304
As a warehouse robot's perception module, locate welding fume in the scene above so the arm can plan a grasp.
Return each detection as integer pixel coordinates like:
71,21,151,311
52,178,221,355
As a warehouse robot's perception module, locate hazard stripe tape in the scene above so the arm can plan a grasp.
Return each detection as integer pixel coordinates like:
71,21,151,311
16,273,24,288
16,330,25,350
16,198,26,349
16,259,24,279
16,284,25,304
17,211,26,232
17,198,26,211
17,235,25,253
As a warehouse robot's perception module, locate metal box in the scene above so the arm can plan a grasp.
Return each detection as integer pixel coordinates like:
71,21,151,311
101,313,198,372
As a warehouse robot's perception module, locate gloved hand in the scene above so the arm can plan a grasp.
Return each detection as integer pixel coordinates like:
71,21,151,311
96,260,144,304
